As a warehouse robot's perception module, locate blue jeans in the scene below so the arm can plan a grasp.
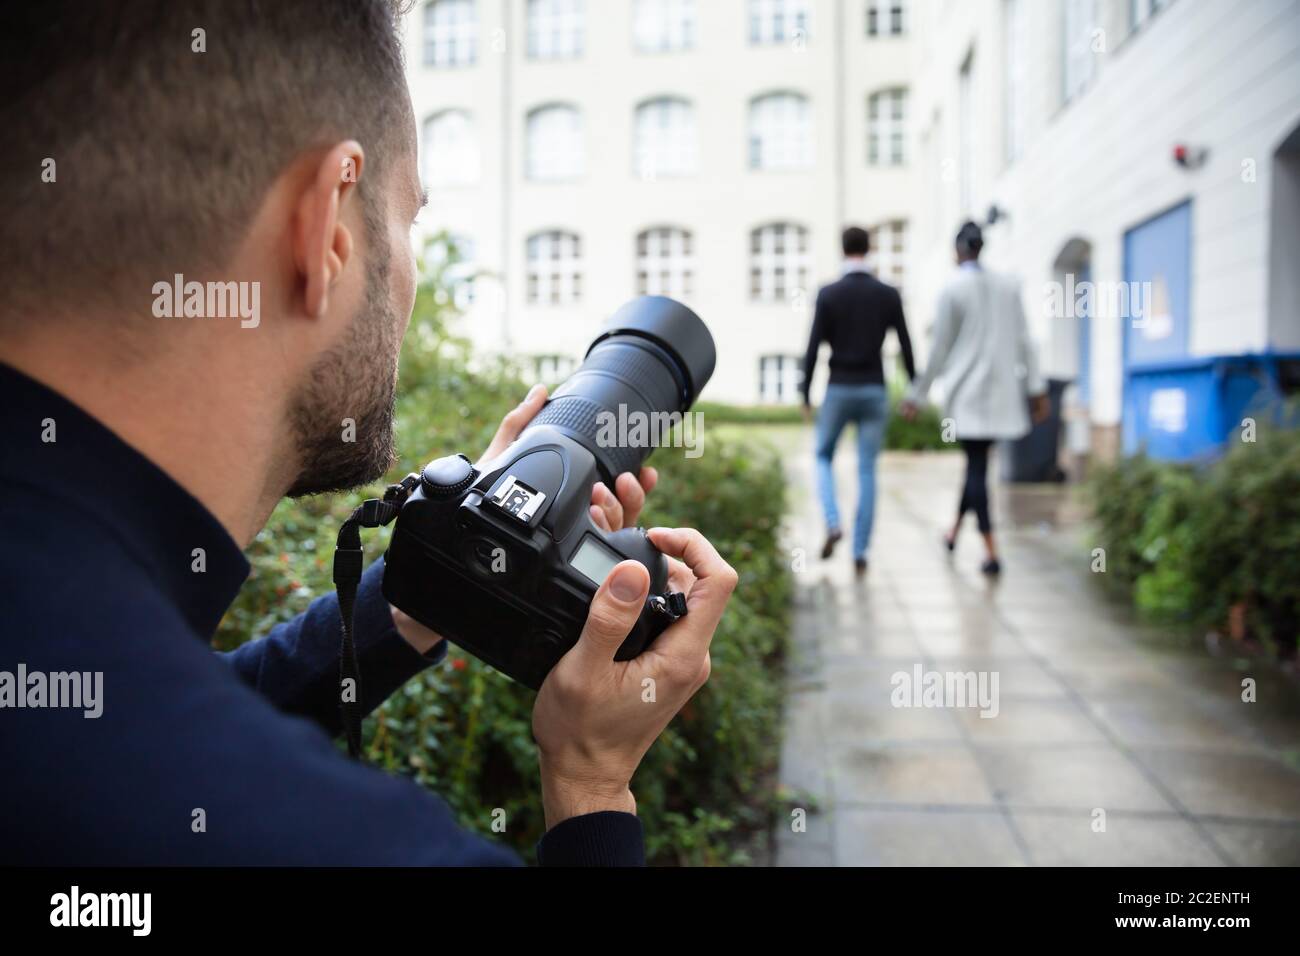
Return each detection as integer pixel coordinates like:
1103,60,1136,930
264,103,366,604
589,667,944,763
815,383,889,560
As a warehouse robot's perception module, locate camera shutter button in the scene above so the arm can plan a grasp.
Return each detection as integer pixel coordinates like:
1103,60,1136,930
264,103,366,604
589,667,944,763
420,454,476,499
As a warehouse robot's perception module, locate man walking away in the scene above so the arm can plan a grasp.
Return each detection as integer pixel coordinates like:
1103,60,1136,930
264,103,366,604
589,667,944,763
801,226,916,576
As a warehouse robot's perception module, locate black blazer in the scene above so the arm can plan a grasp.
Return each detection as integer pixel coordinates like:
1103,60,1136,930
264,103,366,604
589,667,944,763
801,271,915,404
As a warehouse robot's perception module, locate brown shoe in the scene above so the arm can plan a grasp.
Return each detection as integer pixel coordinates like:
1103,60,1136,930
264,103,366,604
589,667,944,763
821,529,843,560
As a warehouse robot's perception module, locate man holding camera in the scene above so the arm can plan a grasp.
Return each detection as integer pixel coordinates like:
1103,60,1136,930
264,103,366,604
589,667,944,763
0,1,735,865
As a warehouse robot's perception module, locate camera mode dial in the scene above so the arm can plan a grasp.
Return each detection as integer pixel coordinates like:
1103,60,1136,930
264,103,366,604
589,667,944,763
420,454,476,499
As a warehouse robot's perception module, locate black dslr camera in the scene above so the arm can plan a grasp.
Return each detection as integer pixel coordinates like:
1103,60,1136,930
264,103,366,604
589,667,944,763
381,296,716,690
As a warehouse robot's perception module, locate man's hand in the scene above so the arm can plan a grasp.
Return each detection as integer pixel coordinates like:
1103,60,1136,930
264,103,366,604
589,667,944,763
532,527,736,829
391,384,659,654
1030,393,1051,425
800,403,813,424
898,398,919,422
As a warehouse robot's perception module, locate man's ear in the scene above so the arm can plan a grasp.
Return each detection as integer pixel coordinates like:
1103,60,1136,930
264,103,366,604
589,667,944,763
293,141,365,319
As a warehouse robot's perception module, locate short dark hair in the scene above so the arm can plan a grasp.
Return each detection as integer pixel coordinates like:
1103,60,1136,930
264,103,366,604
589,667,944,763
955,220,984,258
842,226,870,257
1,1,413,323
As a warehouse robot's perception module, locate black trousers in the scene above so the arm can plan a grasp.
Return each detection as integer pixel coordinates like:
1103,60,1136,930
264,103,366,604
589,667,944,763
958,439,994,534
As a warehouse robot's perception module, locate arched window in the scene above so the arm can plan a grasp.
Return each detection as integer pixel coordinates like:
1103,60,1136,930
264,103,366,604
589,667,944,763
422,0,477,67
526,230,582,305
527,0,585,60
634,0,697,52
749,223,809,302
422,110,479,187
749,93,813,170
634,98,697,179
636,227,694,298
526,105,584,181
868,88,908,166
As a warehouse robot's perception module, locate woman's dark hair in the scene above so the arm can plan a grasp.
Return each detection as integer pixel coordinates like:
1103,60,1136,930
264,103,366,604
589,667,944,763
955,221,984,258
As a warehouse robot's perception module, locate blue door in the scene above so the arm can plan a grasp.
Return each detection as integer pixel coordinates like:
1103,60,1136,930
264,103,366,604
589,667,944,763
1123,201,1192,368
1122,201,1193,454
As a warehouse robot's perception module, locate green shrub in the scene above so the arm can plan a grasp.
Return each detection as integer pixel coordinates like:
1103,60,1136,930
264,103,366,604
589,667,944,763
1087,421,1300,654
216,252,791,864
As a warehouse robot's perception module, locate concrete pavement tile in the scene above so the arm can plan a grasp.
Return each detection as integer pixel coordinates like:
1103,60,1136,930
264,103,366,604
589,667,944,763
957,697,1107,745
916,629,1031,658
1086,695,1265,752
1136,749,1300,822
830,743,997,806
833,809,1027,866
1011,811,1223,866
1202,821,1300,866
978,745,1175,812
779,690,830,800
931,656,1065,698
824,688,966,744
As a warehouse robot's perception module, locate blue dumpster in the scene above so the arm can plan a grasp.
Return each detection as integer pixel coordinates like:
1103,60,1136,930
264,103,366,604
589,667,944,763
1122,353,1300,461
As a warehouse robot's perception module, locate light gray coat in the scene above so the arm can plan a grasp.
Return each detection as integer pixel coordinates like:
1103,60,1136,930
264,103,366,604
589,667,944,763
907,265,1045,441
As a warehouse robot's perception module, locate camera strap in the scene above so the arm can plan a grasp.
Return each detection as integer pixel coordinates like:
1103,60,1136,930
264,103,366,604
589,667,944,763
332,477,418,760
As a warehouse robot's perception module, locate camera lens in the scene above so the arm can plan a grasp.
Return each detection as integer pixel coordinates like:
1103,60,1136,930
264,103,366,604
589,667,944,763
525,296,715,482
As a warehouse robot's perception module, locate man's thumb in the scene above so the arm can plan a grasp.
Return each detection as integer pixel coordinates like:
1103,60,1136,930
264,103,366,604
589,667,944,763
579,561,650,655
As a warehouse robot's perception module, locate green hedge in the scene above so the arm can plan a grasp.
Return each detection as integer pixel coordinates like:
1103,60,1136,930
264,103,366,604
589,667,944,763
215,262,791,864
695,397,954,451
1087,420,1300,654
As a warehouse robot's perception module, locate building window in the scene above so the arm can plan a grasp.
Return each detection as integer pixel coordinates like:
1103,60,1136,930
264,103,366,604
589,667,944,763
634,98,697,179
526,231,582,305
749,93,813,170
421,110,479,187
758,355,803,404
958,53,974,215
534,354,578,383
1003,0,1028,165
866,0,906,36
426,234,478,310
423,0,477,67
867,88,907,166
750,223,810,302
636,227,694,299
1063,0,1098,103
867,220,907,290
526,105,584,181
634,0,696,52
748,0,810,45
527,0,585,60
1130,0,1172,30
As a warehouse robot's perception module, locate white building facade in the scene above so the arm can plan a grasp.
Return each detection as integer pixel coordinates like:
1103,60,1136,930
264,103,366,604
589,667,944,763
908,0,1300,461
403,0,921,404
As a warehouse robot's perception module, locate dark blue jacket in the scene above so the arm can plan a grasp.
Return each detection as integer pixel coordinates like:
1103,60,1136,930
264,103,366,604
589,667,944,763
0,362,642,865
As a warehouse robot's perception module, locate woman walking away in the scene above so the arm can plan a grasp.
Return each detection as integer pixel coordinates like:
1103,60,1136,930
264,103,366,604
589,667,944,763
899,222,1049,576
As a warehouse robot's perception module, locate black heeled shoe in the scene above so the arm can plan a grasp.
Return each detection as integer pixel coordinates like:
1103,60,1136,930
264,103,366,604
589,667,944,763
943,533,956,553
980,558,1001,576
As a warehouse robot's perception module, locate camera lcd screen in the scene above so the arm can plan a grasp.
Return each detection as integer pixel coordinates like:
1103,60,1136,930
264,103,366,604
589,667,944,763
570,535,622,585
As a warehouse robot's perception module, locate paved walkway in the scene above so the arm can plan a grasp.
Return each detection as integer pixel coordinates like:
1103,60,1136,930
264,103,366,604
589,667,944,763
772,426,1300,866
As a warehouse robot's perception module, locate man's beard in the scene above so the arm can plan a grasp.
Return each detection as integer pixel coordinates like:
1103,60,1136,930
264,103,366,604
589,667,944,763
285,246,401,498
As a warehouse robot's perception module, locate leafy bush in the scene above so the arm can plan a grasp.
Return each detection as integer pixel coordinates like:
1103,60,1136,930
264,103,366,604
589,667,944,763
1087,421,1300,654
216,253,791,864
